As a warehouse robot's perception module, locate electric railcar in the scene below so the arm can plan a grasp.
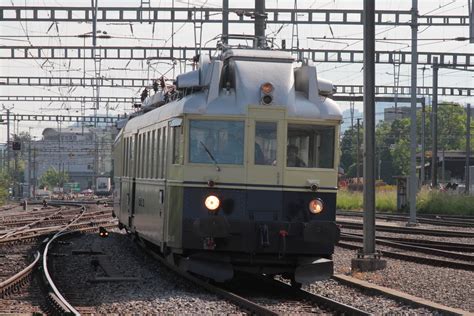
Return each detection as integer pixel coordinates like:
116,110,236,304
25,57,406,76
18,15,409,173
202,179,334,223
112,47,342,284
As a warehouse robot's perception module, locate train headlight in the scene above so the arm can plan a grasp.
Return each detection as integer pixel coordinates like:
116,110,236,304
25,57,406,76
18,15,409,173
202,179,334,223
309,199,324,214
205,195,220,211
261,82,274,94
260,82,274,105
99,226,109,238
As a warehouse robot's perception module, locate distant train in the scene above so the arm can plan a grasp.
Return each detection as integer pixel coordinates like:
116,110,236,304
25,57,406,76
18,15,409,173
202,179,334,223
113,43,341,285
95,177,111,196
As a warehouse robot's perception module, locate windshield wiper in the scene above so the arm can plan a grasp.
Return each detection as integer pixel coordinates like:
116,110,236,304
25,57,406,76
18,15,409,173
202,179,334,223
200,141,221,172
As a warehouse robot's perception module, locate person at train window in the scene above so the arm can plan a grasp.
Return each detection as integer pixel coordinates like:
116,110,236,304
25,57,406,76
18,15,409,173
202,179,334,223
287,144,306,167
255,143,265,164
255,122,277,165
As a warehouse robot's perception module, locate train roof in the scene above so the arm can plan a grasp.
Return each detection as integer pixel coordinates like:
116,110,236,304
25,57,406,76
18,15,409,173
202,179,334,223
122,48,342,134
221,49,294,62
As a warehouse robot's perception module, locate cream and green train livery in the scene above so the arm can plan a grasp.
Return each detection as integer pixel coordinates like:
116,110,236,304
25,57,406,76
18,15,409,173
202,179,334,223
113,48,342,284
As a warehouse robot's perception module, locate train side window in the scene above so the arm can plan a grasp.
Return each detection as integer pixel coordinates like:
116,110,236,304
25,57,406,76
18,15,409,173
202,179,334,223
143,133,147,177
130,136,135,177
255,122,277,165
161,127,167,178
172,126,183,164
137,135,141,177
156,129,161,178
140,134,145,178
146,131,151,177
126,137,130,176
151,130,155,178
287,124,335,168
123,138,128,176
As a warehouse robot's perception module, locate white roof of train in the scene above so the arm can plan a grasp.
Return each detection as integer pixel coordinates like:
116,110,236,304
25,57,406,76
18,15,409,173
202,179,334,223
122,48,342,134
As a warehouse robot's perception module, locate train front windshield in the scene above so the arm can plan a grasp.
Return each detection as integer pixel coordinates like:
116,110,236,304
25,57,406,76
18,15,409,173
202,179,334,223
189,120,245,165
287,124,335,169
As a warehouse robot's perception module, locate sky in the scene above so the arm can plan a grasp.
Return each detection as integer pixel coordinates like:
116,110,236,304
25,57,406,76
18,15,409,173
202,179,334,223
0,0,473,142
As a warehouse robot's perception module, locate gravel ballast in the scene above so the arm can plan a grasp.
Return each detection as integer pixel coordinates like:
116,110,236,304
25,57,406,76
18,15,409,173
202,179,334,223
333,246,474,312
50,230,243,315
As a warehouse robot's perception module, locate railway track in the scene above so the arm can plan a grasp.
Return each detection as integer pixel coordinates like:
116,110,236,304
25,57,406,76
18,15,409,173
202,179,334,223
0,251,40,299
337,238,474,271
137,238,370,315
337,220,474,238
341,232,474,252
337,210,474,228
0,201,117,315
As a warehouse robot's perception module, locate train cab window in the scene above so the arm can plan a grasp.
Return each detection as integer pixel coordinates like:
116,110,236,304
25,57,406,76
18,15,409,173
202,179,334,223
287,124,335,168
160,127,167,178
171,118,183,165
255,122,277,165
189,120,244,165
172,126,182,164
150,130,155,177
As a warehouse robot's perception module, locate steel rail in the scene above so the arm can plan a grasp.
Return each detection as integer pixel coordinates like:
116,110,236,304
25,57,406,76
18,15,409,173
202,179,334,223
0,251,41,298
332,274,469,316
41,206,88,316
337,210,474,228
136,238,277,316
341,232,474,252
258,276,370,315
340,233,474,262
0,221,117,245
0,207,65,240
337,220,474,238
0,219,116,244
337,241,474,271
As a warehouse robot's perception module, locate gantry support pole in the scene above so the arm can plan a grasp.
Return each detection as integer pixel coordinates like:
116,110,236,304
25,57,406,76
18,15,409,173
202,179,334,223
466,103,471,194
408,0,418,225
351,0,386,272
254,0,266,48
431,57,439,187
222,0,229,45
363,0,376,257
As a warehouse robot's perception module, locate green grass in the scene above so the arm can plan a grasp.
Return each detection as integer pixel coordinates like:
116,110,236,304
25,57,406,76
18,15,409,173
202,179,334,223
337,188,474,216
416,188,474,216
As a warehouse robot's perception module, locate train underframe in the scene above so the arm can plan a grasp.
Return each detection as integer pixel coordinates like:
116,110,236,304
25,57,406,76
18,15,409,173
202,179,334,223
176,217,340,284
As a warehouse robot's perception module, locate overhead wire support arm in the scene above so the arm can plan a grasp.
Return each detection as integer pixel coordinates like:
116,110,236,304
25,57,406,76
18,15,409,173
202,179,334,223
2,46,473,67
1,76,472,97
0,95,138,103
0,113,119,123
0,6,469,26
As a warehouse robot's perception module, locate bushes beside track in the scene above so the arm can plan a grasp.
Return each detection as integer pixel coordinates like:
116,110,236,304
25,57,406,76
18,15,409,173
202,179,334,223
0,172,9,205
337,187,474,216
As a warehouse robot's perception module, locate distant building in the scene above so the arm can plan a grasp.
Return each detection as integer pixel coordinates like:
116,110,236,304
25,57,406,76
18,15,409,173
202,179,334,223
383,106,412,123
31,126,116,190
419,150,474,185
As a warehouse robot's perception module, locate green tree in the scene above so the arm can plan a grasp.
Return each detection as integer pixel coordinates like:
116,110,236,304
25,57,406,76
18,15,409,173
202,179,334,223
39,168,69,190
437,103,465,151
340,123,363,177
0,171,11,205
376,122,397,183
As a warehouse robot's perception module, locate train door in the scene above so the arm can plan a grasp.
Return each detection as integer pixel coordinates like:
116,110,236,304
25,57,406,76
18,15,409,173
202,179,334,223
246,106,286,221
128,133,138,230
